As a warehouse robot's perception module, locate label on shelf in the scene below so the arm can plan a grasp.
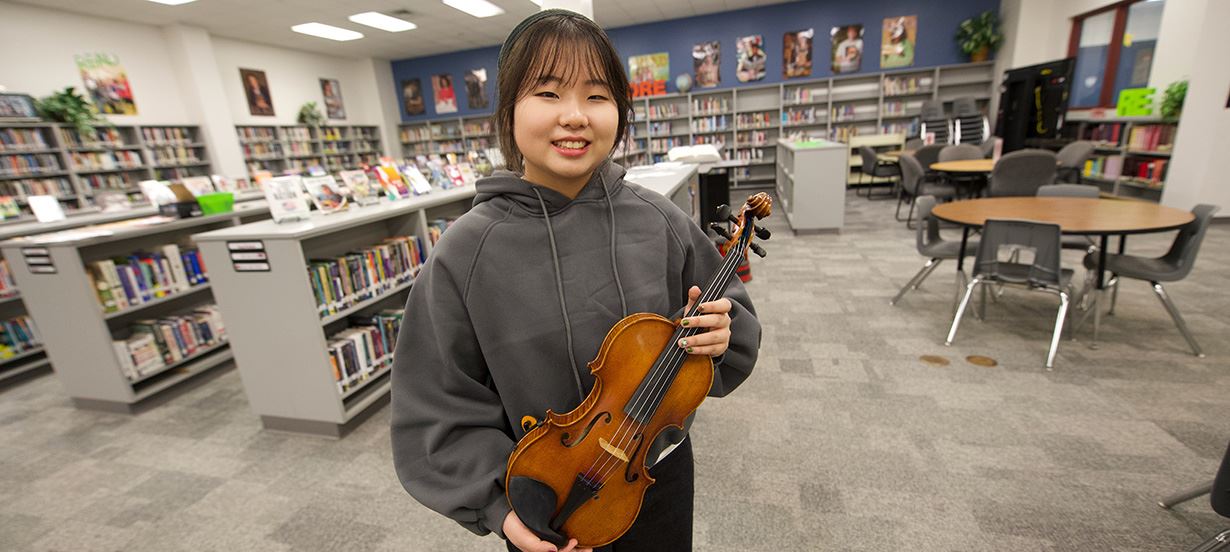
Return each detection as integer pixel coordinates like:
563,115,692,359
227,240,270,272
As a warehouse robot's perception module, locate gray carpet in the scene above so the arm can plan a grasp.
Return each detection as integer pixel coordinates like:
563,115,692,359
1,189,1227,551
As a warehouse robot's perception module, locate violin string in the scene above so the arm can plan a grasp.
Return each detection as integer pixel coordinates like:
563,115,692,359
586,230,749,487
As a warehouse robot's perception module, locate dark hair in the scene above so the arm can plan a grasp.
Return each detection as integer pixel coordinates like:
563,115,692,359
495,11,631,173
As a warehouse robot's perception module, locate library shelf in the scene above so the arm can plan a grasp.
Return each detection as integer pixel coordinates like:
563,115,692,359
102,283,213,321
0,345,45,368
0,356,50,385
127,339,230,386
319,276,416,326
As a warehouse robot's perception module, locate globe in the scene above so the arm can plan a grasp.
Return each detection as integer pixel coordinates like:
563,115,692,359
675,74,693,93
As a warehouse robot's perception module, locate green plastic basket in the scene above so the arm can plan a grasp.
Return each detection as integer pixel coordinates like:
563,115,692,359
197,192,235,215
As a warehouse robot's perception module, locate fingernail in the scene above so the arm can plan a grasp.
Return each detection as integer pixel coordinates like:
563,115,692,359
697,305,704,313
680,339,688,347
681,319,689,327
687,347,694,353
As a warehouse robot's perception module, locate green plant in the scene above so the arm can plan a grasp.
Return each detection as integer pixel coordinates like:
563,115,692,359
1161,80,1187,120
956,11,1004,58
297,101,325,126
35,87,110,135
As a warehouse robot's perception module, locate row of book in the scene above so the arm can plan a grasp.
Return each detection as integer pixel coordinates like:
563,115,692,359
321,140,379,154
242,142,281,160
881,121,919,136
309,235,427,318
1125,125,1175,152
737,131,773,147
736,112,775,128
648,122,680,137
463,120,493,136
0,153,61,176
328,310,403,394
80,173,140,192
432,127,462,140
882,101,915,116
112,304,226,382
783,87,826,104
59,127,126,149
883,76,931,96
286,141,318,156
650,137,686,153
0,315,40,359
692,135,726,149
692,97,729,115
829,126,860,143
831,105,875,122
647,104,682,119
731,148,767,162
0,177,75,198
782,106,824,126
148,146,201,166
401,127,432,143
0,260,15,297
692,115,730,133
1082,122,1123,145
237,127,278,143
141,127,194,146
87,245,209,313
0,128,51,151
70,150,143,171
428,218,457,246
282,127,313,141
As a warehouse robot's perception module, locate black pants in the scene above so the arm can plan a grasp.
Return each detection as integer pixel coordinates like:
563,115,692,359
506,437,694,552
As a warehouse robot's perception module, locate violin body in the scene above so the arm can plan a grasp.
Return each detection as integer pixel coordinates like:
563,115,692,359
505,312,713,548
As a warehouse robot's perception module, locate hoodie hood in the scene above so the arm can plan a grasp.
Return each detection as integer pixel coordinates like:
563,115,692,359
473,159,627,213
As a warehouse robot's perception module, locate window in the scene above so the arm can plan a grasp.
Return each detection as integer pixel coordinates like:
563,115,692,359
1067,0,1165,109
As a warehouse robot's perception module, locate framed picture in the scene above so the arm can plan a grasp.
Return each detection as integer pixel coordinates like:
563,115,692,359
831,24,864,74
692,41,720,88
881,16,918,69
75,53,138,115
401,78,425,116
464,68,489,109
0,93,39,121
432,74,458,114
320,78,346,119
783,29,814,79
240,68,275,117
735,35,766,83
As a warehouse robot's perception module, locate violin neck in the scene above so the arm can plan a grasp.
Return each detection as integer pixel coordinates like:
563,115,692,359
685,232,750,318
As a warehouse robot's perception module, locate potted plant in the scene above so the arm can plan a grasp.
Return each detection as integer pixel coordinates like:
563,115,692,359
297,101,325,127
1161,80,1187,121
35,87,110,135
956,11,1003,62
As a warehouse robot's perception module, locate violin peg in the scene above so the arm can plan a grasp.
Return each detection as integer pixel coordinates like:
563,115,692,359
716,204,731,221
749,243,767,258
754,225,771,240
726,215,740,225
708,223,733,240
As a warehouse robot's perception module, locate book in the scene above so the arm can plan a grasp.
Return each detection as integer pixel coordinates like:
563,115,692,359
301,174,348,212
264,175,312,223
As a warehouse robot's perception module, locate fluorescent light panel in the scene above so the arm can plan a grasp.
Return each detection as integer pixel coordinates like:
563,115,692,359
349,12,418,32
147,0,197,5
291,22,365,42
443,0,506,18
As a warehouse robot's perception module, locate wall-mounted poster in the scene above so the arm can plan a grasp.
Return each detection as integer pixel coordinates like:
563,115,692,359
736,35,766,83
464,68,489,109
320,78,345,119
692,42,720,88
628,52,670,97
881,16,917,69
783,29,814,79
75,53,137,115
240,68,274,117
432,74,458,114
830,24,864,74
401,79,425,116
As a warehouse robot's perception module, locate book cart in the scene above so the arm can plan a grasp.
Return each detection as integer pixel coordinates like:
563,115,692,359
0,202,271,411
192,185,476,437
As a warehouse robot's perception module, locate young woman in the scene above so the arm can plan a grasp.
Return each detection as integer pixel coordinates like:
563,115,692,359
391,10,761,552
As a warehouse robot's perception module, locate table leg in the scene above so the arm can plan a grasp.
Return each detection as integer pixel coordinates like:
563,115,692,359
955,226,970,316
1091,234,1110,349
1110,235,1126,315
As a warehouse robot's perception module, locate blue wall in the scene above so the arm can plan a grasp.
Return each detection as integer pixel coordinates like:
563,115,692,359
390,0,1000,122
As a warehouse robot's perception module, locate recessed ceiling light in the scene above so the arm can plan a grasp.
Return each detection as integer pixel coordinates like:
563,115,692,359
349,12,418,32
147,0,197,5
443,0,505,18
291,22,365,42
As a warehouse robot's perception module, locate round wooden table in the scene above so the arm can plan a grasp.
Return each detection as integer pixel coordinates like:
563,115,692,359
877,150,906,160
932,197,1194,346
929,159,995,173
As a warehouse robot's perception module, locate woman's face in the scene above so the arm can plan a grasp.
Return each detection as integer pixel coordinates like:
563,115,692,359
514,67,617,189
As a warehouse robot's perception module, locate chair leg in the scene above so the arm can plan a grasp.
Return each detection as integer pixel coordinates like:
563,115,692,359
1185,529,1230,552
1159,481,1214,509
1108,275,1120,315
1152,282,1205,358
946,277,980,345
890,258,941,306
905,197,917,230
1046,292,1071,370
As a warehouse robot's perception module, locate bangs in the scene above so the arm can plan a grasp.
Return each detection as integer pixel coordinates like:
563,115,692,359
515,33,621,99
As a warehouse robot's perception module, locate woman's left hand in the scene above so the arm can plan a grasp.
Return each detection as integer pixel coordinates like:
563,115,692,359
677,285,732,357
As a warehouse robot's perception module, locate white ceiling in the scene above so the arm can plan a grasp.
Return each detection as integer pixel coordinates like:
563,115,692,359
13,0,802,60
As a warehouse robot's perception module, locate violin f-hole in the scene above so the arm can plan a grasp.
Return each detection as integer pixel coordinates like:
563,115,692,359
623,433,644,483
561,411,611,448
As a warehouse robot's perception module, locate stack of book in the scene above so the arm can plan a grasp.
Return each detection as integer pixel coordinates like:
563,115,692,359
1126,124,1175,152
0,128,51,150
113,304,227,381
0,315,40,358
327,309,403,394
86,245,209,313
0,259,17,297
1083,123,1123,146
1082,155,1124,180
308,235,426,319
1123,157,1168,185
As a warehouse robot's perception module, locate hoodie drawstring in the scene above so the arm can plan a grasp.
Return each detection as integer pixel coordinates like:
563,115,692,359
532,188,586,402
601,172,629,318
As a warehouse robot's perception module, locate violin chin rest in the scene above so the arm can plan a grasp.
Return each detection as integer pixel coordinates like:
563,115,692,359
508,476,568,547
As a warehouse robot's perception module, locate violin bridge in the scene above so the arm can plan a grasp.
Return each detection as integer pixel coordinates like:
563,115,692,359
598,437,630,463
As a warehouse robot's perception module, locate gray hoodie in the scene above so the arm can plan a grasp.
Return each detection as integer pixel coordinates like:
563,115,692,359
390,160,761,539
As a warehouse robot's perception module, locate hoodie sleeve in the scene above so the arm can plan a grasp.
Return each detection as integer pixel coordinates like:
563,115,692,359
680,217,762,397
390,248,513,538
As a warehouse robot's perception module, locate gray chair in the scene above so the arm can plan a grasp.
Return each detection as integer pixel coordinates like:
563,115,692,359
912,143,945,171
946,218,1074,369
939,143,988,198
858,145,899,199
891,195,979,305
920,100,951,145
895,152,956,226
988,149,1058,197
979,139,996,158
1083,204,1220,357
904,138,924,151
1037,184,1100,251
1055,140,1095,183
952,97,990,144
1163,440,1230,552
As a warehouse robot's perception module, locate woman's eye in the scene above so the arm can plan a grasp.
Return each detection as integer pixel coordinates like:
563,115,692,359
589,95,609,101
537,91,558,99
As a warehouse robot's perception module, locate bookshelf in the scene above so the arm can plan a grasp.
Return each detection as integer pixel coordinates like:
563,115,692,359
193,186,477,437
0,202,271,411
399,116,491,159
775,138,847,233
1061,113,1176,202
238,125,382,176
0,123,217,216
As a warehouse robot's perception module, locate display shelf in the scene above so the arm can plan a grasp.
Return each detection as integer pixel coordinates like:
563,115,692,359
340,359,392,401
0,356,50,384
319,277,415,326
0,345,45,368
1063,115,1177,202
0,202,270,412
126,339,229,385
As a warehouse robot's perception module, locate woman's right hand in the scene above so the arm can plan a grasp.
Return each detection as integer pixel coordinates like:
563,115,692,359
504,511,591,552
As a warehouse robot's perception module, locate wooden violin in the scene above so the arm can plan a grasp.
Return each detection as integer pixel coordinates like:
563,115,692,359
505,193,772,548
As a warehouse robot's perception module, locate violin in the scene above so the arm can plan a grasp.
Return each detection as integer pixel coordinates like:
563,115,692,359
505,193,773,548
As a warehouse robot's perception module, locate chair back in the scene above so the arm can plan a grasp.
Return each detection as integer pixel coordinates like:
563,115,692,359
1213,440,1230,517
953,97,979,117
904,138,924,151
898,152,925,196
913,144,945,171
979,139,995,158
973,219,1064,288
1160,204,1221,280
914,195,943,254
939,144,984,163
920,100,951,145
952,97,988,144
858,146,879,177
1037,184,1100,198
990,150,1058,197
1056,140,1095,169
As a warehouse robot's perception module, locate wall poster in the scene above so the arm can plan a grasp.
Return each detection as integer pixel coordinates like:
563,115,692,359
75,53,137,115
320,78,345,119
432,74,458,114
628,52,670,96
830,24,864,74
783,29,814,79
735,35,766,83
401,79,425,116
880,16,917,69
240,68,274,117
465,68,489,109
692,41,720,88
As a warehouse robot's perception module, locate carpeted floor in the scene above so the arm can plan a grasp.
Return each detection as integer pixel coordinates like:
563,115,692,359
1,188,1227,551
